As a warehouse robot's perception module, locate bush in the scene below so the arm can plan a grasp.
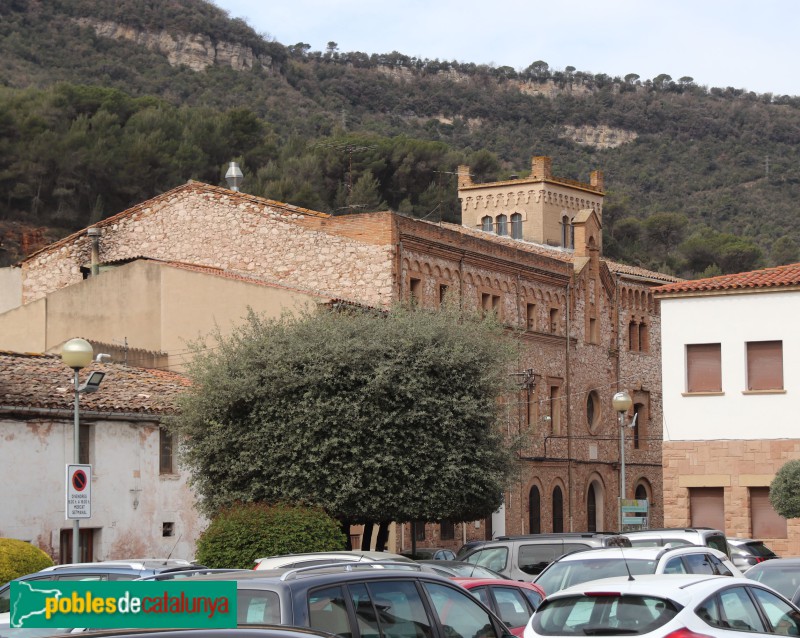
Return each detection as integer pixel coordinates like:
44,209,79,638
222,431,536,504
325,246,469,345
0,538,54,585
770,460,800,519
195,503,347,568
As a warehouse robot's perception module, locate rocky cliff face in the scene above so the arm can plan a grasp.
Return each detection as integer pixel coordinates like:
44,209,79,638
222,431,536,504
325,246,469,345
75,18,271,71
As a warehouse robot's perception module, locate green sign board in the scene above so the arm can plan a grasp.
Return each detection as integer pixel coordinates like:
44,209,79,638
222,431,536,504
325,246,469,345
11,581,237,628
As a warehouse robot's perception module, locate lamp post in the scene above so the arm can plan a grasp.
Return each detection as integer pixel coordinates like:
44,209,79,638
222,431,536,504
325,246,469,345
612,390,633,531
61,338,95,563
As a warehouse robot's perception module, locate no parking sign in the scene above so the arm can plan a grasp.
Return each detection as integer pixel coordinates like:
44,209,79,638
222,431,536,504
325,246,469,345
66,464,92,519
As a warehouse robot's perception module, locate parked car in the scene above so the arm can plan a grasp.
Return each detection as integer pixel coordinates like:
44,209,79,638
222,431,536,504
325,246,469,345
456,577,545,637
187,563,515,638
0,559,206,614
746,557,800,605
524,573,800,638
622,527,731,557
533,545,742,595
75,628,339,638
401,548,456,561
727,537,779,570
456,541,490,560
459,533,631,581
417,560,506,579
252,551,415,571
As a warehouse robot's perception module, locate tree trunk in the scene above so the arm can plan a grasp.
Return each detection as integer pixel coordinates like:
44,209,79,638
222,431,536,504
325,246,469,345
361,522,374,550
375,521,390,551
341,519,352,550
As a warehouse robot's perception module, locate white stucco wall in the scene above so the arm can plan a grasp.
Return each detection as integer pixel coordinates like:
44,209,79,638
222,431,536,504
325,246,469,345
0,416,205,561
0,266,22,314
660,290,800,441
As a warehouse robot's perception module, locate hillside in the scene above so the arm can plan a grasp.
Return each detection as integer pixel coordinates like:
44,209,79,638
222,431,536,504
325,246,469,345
1,0,799,276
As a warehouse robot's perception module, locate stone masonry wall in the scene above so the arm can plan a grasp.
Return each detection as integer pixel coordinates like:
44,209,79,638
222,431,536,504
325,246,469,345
21,185,396,308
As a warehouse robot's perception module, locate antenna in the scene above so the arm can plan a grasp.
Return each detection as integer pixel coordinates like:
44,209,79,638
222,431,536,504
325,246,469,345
313,141,378,194
166,532,183,560
619,545,635,581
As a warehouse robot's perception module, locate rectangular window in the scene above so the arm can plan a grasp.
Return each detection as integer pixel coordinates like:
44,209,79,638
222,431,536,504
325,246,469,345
79,423,91,465
439,520,454,541
686,343,722,393
526,303,536,331
638,323,649,352
159,427,174,474
549,308,559,333
588,318,598,344
413,521,426,541
750,487,787,538
162,522,175,537
438,284,449,307
549,385,562,435
409,277,422,303
689,487,724,530
747,341,783,391
481,293,501,318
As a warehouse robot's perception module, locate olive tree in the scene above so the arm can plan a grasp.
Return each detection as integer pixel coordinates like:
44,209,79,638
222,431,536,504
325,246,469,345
770,459,800,519
170,302,520,537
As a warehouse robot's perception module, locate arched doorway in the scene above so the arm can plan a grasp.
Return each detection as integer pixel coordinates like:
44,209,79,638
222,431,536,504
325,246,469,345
586,478,605,532
552,485,564,533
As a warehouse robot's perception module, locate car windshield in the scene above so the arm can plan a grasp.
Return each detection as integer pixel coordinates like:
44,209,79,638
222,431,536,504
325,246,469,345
747,568,800,599
532,594,681,636
535,559,658,595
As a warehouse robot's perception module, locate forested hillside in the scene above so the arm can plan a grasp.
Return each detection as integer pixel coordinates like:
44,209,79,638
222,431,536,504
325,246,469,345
1,0,799,276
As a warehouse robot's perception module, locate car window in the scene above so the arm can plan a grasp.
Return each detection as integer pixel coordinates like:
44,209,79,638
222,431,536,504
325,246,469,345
424,582,499,638
490,586,533,629
708,554,733,577
362,581,433,638
53,574,108,581
535,559,656,595
750,587,800,635
465,548,508,575
748,569,800,600
715,587,767,633
683,553,715,575
308,585,352,637
238,589,281,625
705,535,729,555
0,576,58,614
663,557,688,574
522,588,543,611
467,586,491,607
518,544,562,576
532,594,679,636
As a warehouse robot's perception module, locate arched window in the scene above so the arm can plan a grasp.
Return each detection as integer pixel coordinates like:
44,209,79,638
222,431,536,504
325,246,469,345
561,215,570,247
633,402,646,449
587,484,597,533
552,486,564,533
511,213,523,239
496,214,508,236
529,486,541,534
634,482,650,521
481,216,494,232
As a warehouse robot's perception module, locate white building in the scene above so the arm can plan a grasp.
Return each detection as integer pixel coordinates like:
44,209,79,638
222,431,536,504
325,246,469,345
655,263,800,555
0,351,203,562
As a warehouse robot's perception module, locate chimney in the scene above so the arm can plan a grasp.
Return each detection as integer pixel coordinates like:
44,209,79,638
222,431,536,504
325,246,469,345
531,156,552,180
225,161,244,192
590,169,604,191
87,227,101,276
457,165,473,188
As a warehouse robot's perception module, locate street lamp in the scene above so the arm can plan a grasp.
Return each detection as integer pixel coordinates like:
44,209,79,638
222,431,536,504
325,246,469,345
612,390,633,530
61,338,104,563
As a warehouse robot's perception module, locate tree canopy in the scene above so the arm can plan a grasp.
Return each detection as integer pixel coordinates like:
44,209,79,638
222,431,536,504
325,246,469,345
770,459,800,519
169,303,521,526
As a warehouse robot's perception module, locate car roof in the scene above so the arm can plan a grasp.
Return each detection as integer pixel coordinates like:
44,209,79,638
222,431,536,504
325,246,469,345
453,577,544,591
255,551,412,565
748,557,800,569
548,545,726,561
545,573,734,603
178,563,443,585
40,559,198,571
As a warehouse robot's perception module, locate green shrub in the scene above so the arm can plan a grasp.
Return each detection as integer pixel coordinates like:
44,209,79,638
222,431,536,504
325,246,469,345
770,460,800,519
0,538,54,585
195,503,346,568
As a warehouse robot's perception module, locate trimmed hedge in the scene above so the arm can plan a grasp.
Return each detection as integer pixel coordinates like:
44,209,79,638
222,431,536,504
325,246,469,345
0,538,54,585
195,503,347,569
770,459,800,519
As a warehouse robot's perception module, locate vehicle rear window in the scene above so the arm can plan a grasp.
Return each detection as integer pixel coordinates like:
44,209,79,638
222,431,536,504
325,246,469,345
532,594,681,635
747,569,800,599
465,547,509,575
535,559,657,596
705,534,729,555
745,542,777,558
519,544,564,576
238,590,280,624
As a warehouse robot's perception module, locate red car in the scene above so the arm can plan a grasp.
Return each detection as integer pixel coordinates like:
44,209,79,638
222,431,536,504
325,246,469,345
454,577,545,637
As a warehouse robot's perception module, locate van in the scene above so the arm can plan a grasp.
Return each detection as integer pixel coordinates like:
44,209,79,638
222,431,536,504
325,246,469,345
622,527,730,557
459,532,631,581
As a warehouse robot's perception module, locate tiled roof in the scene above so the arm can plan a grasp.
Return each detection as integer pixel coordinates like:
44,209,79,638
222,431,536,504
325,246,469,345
436,221,680,283
655,262,800,296
0,351,190,416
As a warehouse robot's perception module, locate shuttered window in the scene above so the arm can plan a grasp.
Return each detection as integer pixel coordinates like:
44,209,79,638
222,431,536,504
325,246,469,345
747,341,783,391
686,343,722,392
750,487,787,539
689,487,724,530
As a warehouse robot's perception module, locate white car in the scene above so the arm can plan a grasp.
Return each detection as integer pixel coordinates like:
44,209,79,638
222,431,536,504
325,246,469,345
524,573,800,638
534,545,743,596
252,549,415,570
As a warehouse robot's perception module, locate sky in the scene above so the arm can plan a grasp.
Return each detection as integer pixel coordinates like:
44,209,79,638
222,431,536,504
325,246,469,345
210,0,800,97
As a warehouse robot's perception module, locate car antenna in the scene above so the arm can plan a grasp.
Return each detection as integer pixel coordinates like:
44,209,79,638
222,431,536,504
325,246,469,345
166,532,183,561
619,544,635,581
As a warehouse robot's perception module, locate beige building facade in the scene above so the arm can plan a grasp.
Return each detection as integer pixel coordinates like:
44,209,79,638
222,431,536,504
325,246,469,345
1,157,679,553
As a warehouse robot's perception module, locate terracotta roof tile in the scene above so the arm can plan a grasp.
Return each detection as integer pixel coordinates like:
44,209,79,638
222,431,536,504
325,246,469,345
0,351,189,415
655,262,800,296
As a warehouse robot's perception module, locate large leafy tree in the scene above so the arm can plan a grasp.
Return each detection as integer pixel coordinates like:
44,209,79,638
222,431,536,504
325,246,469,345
770,460,800,519
170,303,520,530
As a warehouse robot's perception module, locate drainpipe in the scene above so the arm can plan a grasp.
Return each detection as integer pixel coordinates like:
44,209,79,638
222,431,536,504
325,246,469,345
88,227,101,276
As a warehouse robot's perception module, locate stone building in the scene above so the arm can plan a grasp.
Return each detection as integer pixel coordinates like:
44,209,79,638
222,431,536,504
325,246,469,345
0,156,678,553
